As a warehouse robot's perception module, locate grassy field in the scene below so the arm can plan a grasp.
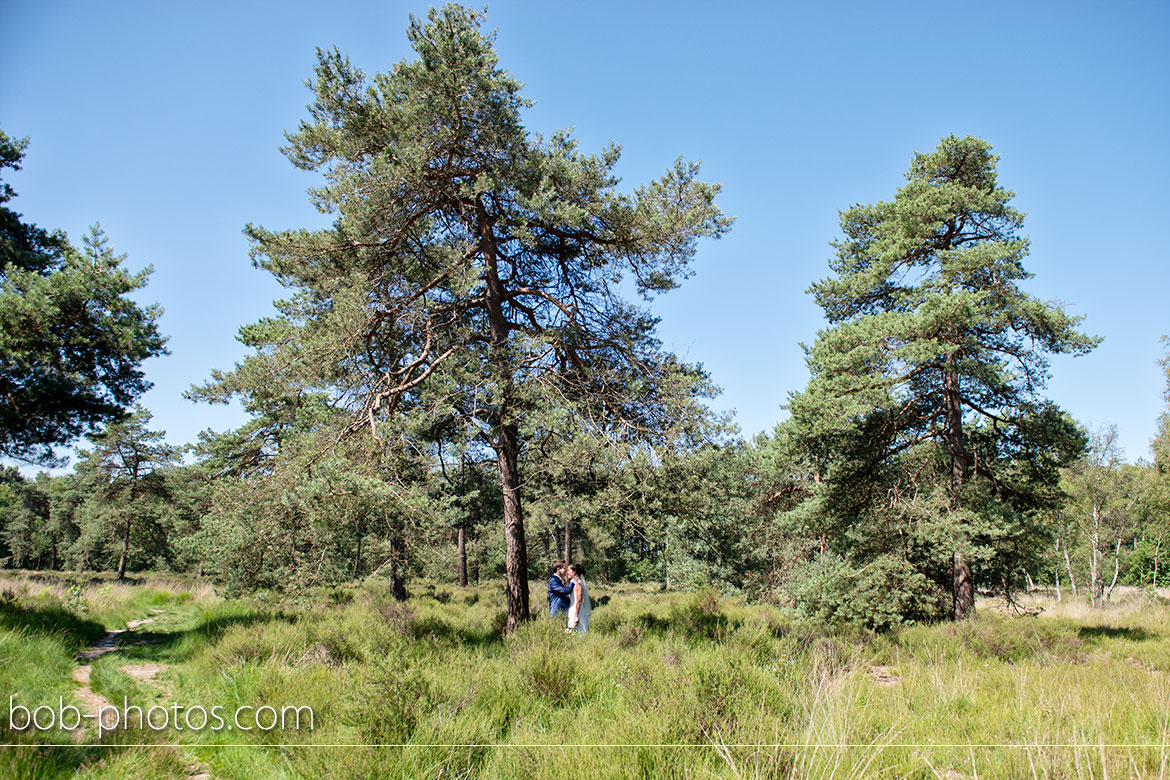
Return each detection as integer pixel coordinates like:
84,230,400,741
0,572,1167,779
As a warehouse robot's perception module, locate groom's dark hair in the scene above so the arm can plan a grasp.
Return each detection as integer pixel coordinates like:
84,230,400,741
550,560,566,577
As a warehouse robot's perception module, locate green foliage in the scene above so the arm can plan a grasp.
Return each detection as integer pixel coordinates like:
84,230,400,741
189,426,449,595
69,406,180,577
1125,537,1170,587
187,5,730,615
1057,425,1151,602
652,444,762,590
0,130,167,466
1130,338,1170,589
785,551,947,629
0,468,51,568
780,135,1096,625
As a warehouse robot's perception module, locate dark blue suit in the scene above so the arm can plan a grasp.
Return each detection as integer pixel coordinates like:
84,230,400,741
548,574,572,616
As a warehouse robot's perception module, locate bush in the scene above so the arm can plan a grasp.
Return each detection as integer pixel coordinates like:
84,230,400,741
670,589,736,641
356,662,437,744
625,558,657,583
785,552,948,629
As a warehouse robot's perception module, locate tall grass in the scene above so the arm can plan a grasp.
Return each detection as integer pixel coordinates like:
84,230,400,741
1,575,1168,778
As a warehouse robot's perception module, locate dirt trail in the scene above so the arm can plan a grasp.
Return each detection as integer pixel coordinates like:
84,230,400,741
71,613,215,780
70,617,157,733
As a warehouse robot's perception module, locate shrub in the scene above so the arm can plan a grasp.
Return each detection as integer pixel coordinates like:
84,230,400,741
670,588,736,641
357,663,436,744
377,600,416,637
785,552,948,629
522,646,578,705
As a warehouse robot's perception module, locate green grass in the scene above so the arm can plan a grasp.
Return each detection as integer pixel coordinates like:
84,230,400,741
2,573,1168,778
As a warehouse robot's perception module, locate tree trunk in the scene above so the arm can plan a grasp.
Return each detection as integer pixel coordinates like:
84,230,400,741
563,514,571,564
497,423,529,630
457,523,468,587
663,525,670,589
1090,503,1101,606
352,525,363,579
1154,538,1161,590
944,357,974,620
479,195,530,632
1063,539,1078,596
953,551,974,620
1106,538,1121,601
389,533,407,601
540,523,550,571
117,513,131,580
1054,540,1062,601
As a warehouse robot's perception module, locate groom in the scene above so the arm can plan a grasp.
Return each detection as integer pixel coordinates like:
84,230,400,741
547,560,573,617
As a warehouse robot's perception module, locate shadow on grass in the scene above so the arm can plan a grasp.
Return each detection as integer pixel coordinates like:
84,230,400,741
1,724,187,779
110,611,284,662
0,601,106,650
2,570,160,588
1077,625,1155,642
410,615,502,649
0,740,124,780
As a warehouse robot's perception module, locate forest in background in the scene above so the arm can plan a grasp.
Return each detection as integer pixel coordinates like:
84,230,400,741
2,5,1169,631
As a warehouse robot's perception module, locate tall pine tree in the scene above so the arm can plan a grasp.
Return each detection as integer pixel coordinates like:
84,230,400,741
790,135,1096,621
198,5,729,629
0,131,167,465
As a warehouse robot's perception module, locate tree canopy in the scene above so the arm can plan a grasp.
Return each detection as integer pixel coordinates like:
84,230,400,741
786,135,1097,623
193,4,730,628
0,130,168,466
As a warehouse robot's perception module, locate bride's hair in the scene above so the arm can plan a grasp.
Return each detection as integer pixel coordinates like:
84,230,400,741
570,563,585,577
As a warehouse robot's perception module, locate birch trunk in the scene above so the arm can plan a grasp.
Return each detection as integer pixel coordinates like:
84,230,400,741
1106,538,1122,601
1054,540,1062,601
1063,539,1079,596
1090,503,1101,606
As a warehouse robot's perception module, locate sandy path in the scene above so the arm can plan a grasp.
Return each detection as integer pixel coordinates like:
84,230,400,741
69,619,156,734
70,614,215,779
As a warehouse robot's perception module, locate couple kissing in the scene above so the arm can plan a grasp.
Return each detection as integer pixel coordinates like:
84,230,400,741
547,561,591,635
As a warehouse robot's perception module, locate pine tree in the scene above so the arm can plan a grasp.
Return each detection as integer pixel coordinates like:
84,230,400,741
76,405,179,578
197,5,729,628
790,135,1097,621
0,131,167,465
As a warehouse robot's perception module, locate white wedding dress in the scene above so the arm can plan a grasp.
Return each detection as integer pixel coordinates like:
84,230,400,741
568,576,591,635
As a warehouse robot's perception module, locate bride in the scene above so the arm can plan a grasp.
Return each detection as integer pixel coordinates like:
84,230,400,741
566,563,591,636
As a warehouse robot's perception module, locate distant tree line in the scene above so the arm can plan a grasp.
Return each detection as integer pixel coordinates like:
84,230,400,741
3,5,1168,630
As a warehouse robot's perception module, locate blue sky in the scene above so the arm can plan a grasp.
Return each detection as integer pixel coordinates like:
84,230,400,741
2,0,1168,468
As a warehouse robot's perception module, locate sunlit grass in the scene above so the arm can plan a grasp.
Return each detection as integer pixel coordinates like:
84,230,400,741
1,574,1168,778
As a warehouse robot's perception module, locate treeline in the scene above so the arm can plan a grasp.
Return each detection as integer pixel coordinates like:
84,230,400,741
0,405,765,595
3,392,1168,616
2,5,1169,629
